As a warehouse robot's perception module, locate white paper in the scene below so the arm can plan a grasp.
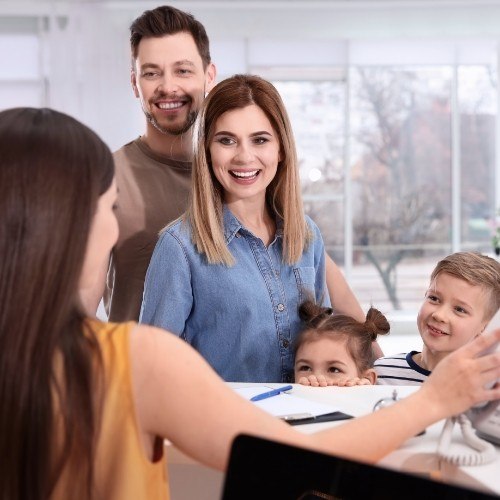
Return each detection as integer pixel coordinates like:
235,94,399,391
234,386,341,418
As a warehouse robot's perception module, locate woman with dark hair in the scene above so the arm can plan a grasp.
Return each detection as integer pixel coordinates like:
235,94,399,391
0,107,117,498
1,107,500,499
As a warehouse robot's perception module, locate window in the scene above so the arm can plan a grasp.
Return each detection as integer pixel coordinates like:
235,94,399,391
269,46,498,314
0,19,44,110
274,79,346,261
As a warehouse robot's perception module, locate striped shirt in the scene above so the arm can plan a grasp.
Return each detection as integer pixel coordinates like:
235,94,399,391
374,351,430,385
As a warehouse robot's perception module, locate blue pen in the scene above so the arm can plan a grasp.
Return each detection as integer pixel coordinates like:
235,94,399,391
250,385,293,402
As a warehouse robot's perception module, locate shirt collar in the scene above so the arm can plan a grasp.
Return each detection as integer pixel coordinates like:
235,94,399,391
222,205,283,244
223,205,243,244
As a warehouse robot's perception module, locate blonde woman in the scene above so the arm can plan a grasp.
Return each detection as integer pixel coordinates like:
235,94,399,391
140,74,334,382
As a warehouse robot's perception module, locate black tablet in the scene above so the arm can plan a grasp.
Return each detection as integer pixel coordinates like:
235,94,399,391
222,434,498,500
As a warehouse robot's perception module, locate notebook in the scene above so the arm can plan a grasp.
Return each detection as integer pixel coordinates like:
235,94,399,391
234,386,352,425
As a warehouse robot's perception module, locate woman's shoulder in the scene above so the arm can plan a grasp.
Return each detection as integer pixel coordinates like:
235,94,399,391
303,214,323,238
83,320,137,373
304,214,319,229
85,318,132,333
157,217,194,247
86,320,176,367
128,323,201,372
160,216,191,236
85,319,135,344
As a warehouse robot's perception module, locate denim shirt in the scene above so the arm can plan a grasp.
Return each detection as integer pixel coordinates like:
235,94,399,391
140,206,329,383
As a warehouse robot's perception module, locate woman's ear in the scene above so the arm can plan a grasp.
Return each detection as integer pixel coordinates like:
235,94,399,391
362,368,377,385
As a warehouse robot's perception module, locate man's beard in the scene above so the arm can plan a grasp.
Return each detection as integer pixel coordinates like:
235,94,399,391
143,92,198,136
145,108,197,136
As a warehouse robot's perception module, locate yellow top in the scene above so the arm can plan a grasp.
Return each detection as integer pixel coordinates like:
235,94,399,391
51,320,169,499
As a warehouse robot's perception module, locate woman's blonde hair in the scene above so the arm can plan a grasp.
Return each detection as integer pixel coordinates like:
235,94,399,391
187,74,310,266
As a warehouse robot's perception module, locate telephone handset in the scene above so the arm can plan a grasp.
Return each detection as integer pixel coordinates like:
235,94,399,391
437,308,500,466
467,307,500,444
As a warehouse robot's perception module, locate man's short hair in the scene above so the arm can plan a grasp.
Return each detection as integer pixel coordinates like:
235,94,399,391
130,5,211,68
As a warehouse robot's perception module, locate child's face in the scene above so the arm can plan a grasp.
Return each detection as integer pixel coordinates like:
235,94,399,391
294,337,362,384
417,272,489,356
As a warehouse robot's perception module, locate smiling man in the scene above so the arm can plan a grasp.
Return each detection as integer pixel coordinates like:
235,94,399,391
100,6,216,321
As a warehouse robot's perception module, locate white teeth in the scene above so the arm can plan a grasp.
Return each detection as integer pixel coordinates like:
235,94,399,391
232,170,258,178
429,325,447,335
157,102,184,110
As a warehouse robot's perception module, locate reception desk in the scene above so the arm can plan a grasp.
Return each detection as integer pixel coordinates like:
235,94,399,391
167,384,500,499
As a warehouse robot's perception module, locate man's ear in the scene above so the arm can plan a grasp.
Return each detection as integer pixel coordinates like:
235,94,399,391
362,368,377,385
205,62,217,93
131,70,140,98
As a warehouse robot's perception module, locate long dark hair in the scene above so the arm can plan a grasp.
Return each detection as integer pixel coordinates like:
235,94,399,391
0,108,114,498
295,301,390,374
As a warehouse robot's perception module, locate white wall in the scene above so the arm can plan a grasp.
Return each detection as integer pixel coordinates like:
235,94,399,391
3,1,500,150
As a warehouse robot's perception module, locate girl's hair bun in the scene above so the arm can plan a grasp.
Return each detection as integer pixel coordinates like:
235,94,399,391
364,306,390,341
298,299,333,324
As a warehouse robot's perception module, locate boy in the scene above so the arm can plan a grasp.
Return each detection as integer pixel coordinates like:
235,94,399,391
375,252,500,385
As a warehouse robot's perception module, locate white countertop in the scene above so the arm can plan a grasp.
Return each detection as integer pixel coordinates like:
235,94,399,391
167,383,500,499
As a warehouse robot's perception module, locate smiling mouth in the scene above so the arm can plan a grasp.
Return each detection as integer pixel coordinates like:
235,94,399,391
156,101,186,110
428,324,448,336
229,170,260,180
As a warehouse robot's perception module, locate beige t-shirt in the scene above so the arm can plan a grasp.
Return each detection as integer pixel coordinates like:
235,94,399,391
105,138,191,321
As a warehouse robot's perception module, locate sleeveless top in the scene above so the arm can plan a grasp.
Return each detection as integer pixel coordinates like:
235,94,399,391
51,320,169,499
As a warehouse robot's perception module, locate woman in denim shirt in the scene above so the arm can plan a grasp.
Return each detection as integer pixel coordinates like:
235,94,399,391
141,75,331,382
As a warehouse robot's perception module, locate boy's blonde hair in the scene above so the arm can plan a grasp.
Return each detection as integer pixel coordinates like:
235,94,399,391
430,252,500,321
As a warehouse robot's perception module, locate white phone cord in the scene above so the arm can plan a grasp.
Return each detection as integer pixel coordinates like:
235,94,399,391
437,414,496,466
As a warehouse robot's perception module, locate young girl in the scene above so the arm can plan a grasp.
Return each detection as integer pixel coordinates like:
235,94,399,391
294,301,390,387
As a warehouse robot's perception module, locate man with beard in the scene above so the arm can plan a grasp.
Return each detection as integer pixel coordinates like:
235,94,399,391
102,5,216,321
96,5,373,350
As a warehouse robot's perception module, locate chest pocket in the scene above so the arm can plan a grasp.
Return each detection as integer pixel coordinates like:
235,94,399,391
293,266,316,303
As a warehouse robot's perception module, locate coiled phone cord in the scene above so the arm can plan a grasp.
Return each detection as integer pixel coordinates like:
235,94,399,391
437,414,496,466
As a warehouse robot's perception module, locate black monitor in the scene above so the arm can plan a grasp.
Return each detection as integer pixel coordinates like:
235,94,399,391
222,434,498,500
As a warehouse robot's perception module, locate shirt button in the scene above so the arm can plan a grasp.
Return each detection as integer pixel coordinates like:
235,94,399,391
282,339,289,348
235,232,241,238
277,303,285,312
